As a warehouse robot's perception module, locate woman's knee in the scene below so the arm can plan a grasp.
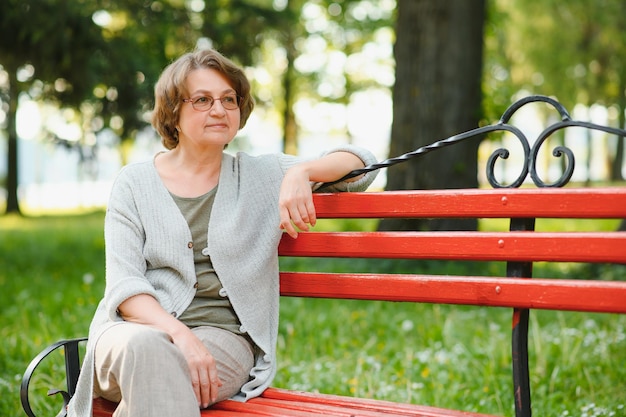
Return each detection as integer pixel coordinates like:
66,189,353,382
96,323,182,368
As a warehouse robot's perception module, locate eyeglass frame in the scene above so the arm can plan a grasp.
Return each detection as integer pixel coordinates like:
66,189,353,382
182,93,241,111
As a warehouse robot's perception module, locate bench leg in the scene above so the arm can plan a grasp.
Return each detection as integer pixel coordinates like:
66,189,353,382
512,308,531,417
508,218,534,417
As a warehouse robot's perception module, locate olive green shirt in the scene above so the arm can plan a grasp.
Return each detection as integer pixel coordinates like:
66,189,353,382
171,187,243,335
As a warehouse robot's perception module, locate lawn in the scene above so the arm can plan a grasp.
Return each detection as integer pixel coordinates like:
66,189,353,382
1,212,624,417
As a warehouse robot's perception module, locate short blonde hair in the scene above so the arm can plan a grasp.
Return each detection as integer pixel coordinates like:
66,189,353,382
151,49,255,150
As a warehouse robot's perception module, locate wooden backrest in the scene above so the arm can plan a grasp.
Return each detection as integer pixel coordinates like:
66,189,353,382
277,187,626,314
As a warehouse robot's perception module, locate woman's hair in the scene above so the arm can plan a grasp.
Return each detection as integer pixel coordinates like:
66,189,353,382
152,49,255,149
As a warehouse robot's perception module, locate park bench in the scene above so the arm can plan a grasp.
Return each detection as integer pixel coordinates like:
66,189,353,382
21,96,626,417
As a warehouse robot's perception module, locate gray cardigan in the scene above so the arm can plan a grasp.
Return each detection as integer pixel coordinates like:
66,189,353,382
68,147,378,417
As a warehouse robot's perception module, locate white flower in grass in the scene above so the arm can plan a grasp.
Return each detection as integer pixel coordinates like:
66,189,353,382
82,273,94,285
401,319,414,332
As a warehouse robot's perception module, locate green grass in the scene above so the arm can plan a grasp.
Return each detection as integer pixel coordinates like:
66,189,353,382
1,213,625,417
1,212,105,417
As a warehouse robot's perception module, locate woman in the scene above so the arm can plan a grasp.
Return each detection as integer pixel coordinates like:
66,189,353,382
68,48,377,417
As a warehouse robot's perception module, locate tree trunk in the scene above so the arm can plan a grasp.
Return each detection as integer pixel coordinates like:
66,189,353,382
5,66,21,215
610,81,625,182
380,0,485,231
282,40,298,155
281,1,299,156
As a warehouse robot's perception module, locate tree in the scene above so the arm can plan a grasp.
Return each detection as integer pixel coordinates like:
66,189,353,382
493,0,626,182
87,2,195,150
200,0,299,152
0,0,106,214
380,0,486,231
199,0,393,154
0,0,194,214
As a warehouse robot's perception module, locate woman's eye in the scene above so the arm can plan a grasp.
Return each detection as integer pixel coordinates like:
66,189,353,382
195,96,211,104
223,95,236,104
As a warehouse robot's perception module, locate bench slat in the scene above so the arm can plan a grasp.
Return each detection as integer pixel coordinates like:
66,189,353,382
211,398,399,416
259,388,497,417
205,388,496,417
93,398,117,417
279,272,626,314
210,399,347,416
312,188,626,219
279,232,626,263
249,398,407,416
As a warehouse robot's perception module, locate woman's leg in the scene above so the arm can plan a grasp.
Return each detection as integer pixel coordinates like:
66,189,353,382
93,322,200,417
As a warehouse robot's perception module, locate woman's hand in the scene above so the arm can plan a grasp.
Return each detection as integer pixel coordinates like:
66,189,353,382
279,165,316,238
172,329,223,409
278,151,366,238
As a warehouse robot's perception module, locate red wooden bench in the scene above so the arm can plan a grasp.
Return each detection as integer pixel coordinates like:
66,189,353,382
20,96,626,417
21,188,626,417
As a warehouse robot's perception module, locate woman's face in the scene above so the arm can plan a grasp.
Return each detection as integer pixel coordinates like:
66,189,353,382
177,68,241,150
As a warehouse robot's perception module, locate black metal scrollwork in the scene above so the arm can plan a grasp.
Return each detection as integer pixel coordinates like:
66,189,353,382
320,95,626,189
21,338,87,417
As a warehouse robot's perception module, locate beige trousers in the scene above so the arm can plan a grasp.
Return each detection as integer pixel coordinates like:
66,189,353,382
93,323,254,417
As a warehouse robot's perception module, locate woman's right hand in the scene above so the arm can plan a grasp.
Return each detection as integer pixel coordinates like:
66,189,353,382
171,329,223,408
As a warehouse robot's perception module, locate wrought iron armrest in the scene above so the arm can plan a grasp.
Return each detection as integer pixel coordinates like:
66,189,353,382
320,94,626,190
21,337,88,417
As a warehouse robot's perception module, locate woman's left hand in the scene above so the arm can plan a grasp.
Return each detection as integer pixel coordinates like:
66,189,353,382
279,165,316,238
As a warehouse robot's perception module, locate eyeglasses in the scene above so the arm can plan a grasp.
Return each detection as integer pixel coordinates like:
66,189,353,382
182,94,240,111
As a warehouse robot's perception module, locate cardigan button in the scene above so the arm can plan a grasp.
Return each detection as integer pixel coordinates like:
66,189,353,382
201,247,210,256
239,325,247,333
194,282,199,289
218,288,228,297
171,311,178,318
187,241,193,249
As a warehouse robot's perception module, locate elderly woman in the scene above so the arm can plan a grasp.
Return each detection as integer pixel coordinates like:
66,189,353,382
68,48,377,417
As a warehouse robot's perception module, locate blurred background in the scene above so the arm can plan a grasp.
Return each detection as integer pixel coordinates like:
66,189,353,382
2,2,626,416
1,0,625,217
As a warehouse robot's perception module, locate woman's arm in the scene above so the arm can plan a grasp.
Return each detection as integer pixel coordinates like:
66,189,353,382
279,151,366,238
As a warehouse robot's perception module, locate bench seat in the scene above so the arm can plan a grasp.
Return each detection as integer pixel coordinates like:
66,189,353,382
93,388,496,417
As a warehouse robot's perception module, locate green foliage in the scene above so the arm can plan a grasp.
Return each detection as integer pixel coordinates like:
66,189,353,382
485,0,626,110
0,0,394,144
0,0,103,105
0,0,199,156
2,214,625,417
